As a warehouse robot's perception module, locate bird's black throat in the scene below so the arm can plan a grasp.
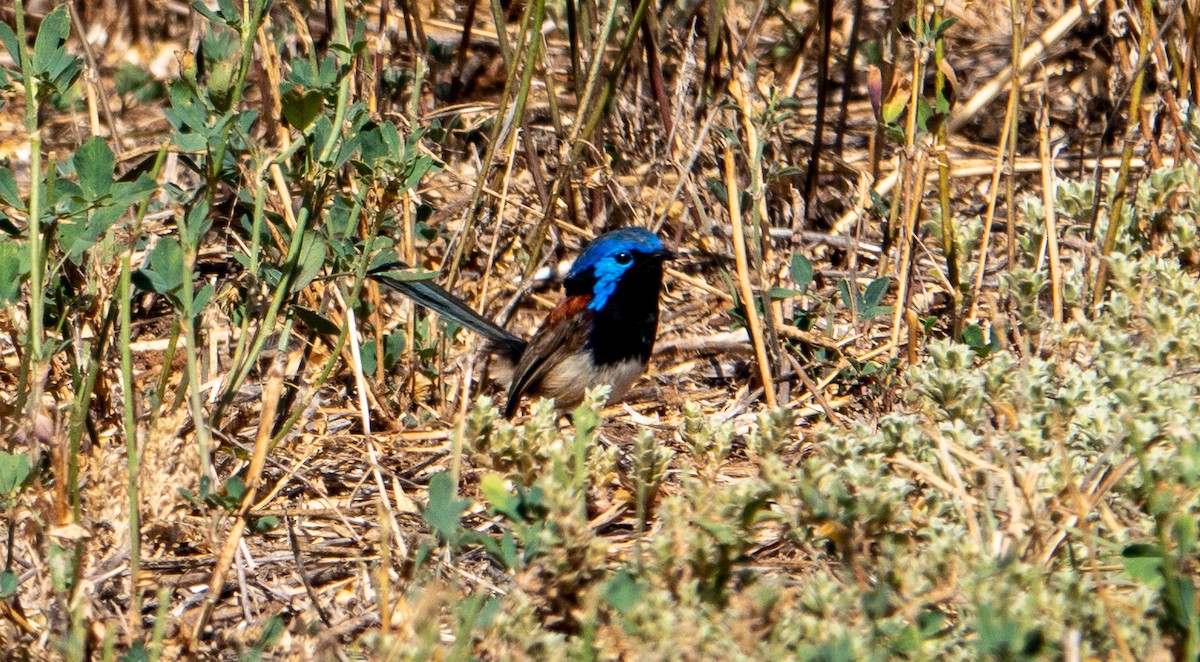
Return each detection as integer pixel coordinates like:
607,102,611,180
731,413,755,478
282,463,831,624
577,261,665,366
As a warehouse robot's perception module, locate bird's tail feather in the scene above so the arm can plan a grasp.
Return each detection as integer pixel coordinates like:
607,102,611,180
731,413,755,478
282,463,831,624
369,263,526,362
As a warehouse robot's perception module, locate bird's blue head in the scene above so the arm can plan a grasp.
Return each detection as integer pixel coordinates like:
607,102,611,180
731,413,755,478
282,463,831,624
565,228,673,310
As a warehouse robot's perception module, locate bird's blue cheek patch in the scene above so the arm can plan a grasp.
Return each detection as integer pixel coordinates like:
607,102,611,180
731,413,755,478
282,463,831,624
588,261,628,311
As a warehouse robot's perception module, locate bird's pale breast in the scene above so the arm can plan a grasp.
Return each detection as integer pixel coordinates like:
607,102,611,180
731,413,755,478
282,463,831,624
536,352,646,409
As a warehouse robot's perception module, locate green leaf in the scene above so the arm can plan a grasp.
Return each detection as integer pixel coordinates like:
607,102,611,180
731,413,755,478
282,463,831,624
790,253,813,294
882,89,910,125
1121,543,1165,585
280,87,324,131
50,57,83,94
0,451,31,497
164,82,212,145
0,21,21,70
915,96,934,135
962,324,984,348
110,173,158,201
0,239,30,305
292,231,327,292
192,283,215,313
603,570,643,615
961,324,998,357
359,339,379,375
32,4,71,78
244,614,285,661
171,131,207,153
48,543,75,592
132,238,185,298
1172,514,1198,556
206,59,236,112
291,306,341,336
355,122,386,165
498,530,518,569
862,277,890,312
837,279,855,312
115,62,152,95
183,199,212,246
862,582,892,618
189,0,226,24
55,217,90,261
918,607,947,636
216,0,241,23
1167,575,1197,634
0,570,16,598
380,121,402,157
401,154,439,192
931,17,958,40
382,332,406,370
249,515,279,534
224,475,245,504
368,265,438,283
706,177,729,205
58,172,153,261
412,539,435,570
121,641,150,662
423,472,469,545
480,474,522,521
73,136,116,199
0,168,22,209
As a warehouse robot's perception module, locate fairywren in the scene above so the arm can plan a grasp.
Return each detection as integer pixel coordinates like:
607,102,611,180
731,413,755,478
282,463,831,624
370,228,674,417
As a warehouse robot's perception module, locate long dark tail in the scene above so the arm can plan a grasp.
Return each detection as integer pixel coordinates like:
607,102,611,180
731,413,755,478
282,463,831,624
369,262,526,363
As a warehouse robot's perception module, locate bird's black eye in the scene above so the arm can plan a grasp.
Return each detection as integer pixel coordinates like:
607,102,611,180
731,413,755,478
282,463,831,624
614,252,633,265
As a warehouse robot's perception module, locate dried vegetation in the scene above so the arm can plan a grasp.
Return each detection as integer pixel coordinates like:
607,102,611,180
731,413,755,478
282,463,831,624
0,0,1199,658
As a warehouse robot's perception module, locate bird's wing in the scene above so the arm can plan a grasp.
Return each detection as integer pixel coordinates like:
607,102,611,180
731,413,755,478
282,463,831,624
370,262,526,361
504,295,593,418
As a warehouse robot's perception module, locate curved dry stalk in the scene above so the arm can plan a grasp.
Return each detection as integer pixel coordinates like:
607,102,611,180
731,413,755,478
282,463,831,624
1091,0,1155,308
889,154,929,359
1037,82,1063,324
725,145,777,409
966,0,1025,323
191,354,285,640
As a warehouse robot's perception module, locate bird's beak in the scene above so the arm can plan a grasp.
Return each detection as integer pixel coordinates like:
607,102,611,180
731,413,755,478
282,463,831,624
660,249,678,261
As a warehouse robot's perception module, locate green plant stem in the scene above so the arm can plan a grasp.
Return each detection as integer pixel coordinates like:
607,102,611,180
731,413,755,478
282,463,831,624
118,254,143,631
931,9,960,338
1092,0,1154,308
932,2,960,337
214,0,353,424
1004,0,1025,270
231,0,270,109
445,0,545,286
221,176,268,392
213,179,304,422
23,151,42,364
119,143,170,634
177,207,213,481
525,0,652,272
206,0,270,192
149,320,181,422
269,187,370,447
574,0,622,128
730,81,783,375
148,586,170,661
62,301,116,662
317,0,352,166
14,0,46,432
489,0,514,57
503,0,549,208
